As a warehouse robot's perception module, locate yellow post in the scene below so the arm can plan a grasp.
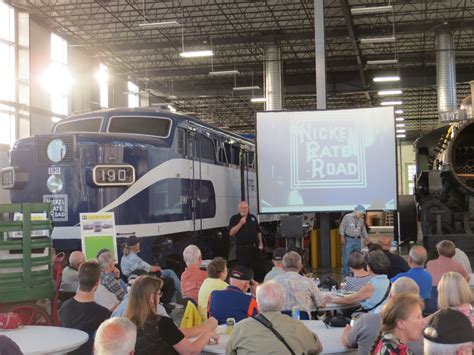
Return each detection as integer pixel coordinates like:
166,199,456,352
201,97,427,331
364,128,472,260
310,229,319,269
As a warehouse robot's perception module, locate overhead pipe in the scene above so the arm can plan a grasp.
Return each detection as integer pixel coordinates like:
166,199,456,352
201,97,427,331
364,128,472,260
264,46,283,111
436,32,457,113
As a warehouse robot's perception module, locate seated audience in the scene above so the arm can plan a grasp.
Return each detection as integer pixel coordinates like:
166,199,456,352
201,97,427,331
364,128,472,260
377,236,410,279
264,248,286,282
391,246,432,300
94,317,137,355
426,240,470,286
112,273,169,318
344,251,374,292
59,260,112,355
423,308,473,355
209,265,258,324
273,251,326,315
198,257,229,320
227,281,322,354
436,271,474,326
0,335,22,355
333,250,391,312
371,292,425,354
98,251,126,301
61,251,85,286
180,244,207,303
125,275,218,354
342,277,424,355
120,235,182,308
453,247,473,275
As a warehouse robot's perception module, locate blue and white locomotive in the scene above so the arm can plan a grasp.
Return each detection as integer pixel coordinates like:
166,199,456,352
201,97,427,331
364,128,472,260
1,108,260,255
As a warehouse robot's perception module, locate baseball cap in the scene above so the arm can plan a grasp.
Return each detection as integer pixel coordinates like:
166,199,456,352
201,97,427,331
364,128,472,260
229,265,253,281
423,308,473,344
127,235,139,247
354,205,366,214
273,248,286,261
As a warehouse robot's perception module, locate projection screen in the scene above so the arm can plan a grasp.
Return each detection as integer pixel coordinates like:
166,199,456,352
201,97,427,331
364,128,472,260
256,107,397,213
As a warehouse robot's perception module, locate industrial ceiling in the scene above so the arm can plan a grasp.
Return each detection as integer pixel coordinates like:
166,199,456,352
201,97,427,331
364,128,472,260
15,0,474,138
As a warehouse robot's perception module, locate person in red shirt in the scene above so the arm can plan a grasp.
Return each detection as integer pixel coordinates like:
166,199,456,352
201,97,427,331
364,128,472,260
426,240,470,286
181,245,207,303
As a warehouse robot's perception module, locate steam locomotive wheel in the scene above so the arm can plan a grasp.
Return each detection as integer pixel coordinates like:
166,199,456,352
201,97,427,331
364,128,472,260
6,303,52,326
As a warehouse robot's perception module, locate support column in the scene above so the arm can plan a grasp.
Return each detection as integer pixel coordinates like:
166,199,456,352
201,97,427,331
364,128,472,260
314,0,331,268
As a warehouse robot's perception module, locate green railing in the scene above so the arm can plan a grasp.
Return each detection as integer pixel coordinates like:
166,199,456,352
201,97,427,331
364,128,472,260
0,203,54,303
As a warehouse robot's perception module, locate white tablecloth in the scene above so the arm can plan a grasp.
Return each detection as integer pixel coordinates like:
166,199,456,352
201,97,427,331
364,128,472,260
203,321,355,354
0,326,88,355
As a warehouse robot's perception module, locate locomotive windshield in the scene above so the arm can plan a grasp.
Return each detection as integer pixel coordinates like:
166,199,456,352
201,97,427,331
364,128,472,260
54,117,103,133
108,116,171,138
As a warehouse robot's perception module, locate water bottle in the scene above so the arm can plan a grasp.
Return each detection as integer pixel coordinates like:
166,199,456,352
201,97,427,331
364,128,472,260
291,306,300,320
315,277,320,288
331,285,337,296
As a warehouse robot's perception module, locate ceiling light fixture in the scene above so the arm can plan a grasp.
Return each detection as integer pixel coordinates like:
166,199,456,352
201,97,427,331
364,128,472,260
396,123,406,127
209,70,240,76
373,76,400,82
395,109,404,114
396,129,406,133
378,89,403,96
233,86,260,91
180,50,213,58
396,134,406,138
250,97,267,103
351,5,393,15
360,36,396,44
395,117,405,121
367,59,398,65
139,20,180,28
381,100,403,106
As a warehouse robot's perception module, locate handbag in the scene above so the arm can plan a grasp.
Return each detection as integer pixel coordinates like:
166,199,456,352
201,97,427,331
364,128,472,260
324,315,351,327
0,312,22,330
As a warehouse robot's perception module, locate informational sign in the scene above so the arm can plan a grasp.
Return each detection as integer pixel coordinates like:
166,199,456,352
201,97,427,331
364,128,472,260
43,194,68,221
80,212,117,260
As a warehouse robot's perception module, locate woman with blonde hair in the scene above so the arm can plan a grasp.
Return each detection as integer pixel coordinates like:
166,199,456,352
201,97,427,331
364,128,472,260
371,292,425,355
437,271,473,326
125,275,218,355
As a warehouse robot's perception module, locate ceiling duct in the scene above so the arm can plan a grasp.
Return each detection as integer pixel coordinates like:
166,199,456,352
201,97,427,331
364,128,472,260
436,32,456,114
264,46,282,111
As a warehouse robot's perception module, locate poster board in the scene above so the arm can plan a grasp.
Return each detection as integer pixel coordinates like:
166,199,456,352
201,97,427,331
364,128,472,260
80,212,117,260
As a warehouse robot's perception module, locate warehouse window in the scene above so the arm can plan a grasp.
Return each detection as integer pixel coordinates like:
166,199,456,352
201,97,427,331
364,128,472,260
128,81,139,108
48,33,71,122
0,2,16,145
96,63,108,109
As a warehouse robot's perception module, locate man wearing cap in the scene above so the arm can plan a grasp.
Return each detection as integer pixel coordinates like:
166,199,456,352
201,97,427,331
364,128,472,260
264,248,286,282
229,201,263,275
339,205,368,277
208,265,258,325
423,308,473,354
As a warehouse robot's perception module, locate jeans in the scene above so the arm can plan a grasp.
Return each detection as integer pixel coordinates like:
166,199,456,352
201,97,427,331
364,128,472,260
343,237,362,277
161,269,181,303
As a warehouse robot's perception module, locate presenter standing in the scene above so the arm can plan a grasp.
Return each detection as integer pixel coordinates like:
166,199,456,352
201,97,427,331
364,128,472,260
228,201,264,273
339,205,368,277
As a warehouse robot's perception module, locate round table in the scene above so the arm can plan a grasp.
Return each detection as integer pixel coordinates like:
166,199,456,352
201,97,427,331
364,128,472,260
203,321,355,354
0,326,88,354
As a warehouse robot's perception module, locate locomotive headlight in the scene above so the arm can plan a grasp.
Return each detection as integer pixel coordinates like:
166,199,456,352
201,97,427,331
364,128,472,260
47,174,64,193
47,139,67,163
